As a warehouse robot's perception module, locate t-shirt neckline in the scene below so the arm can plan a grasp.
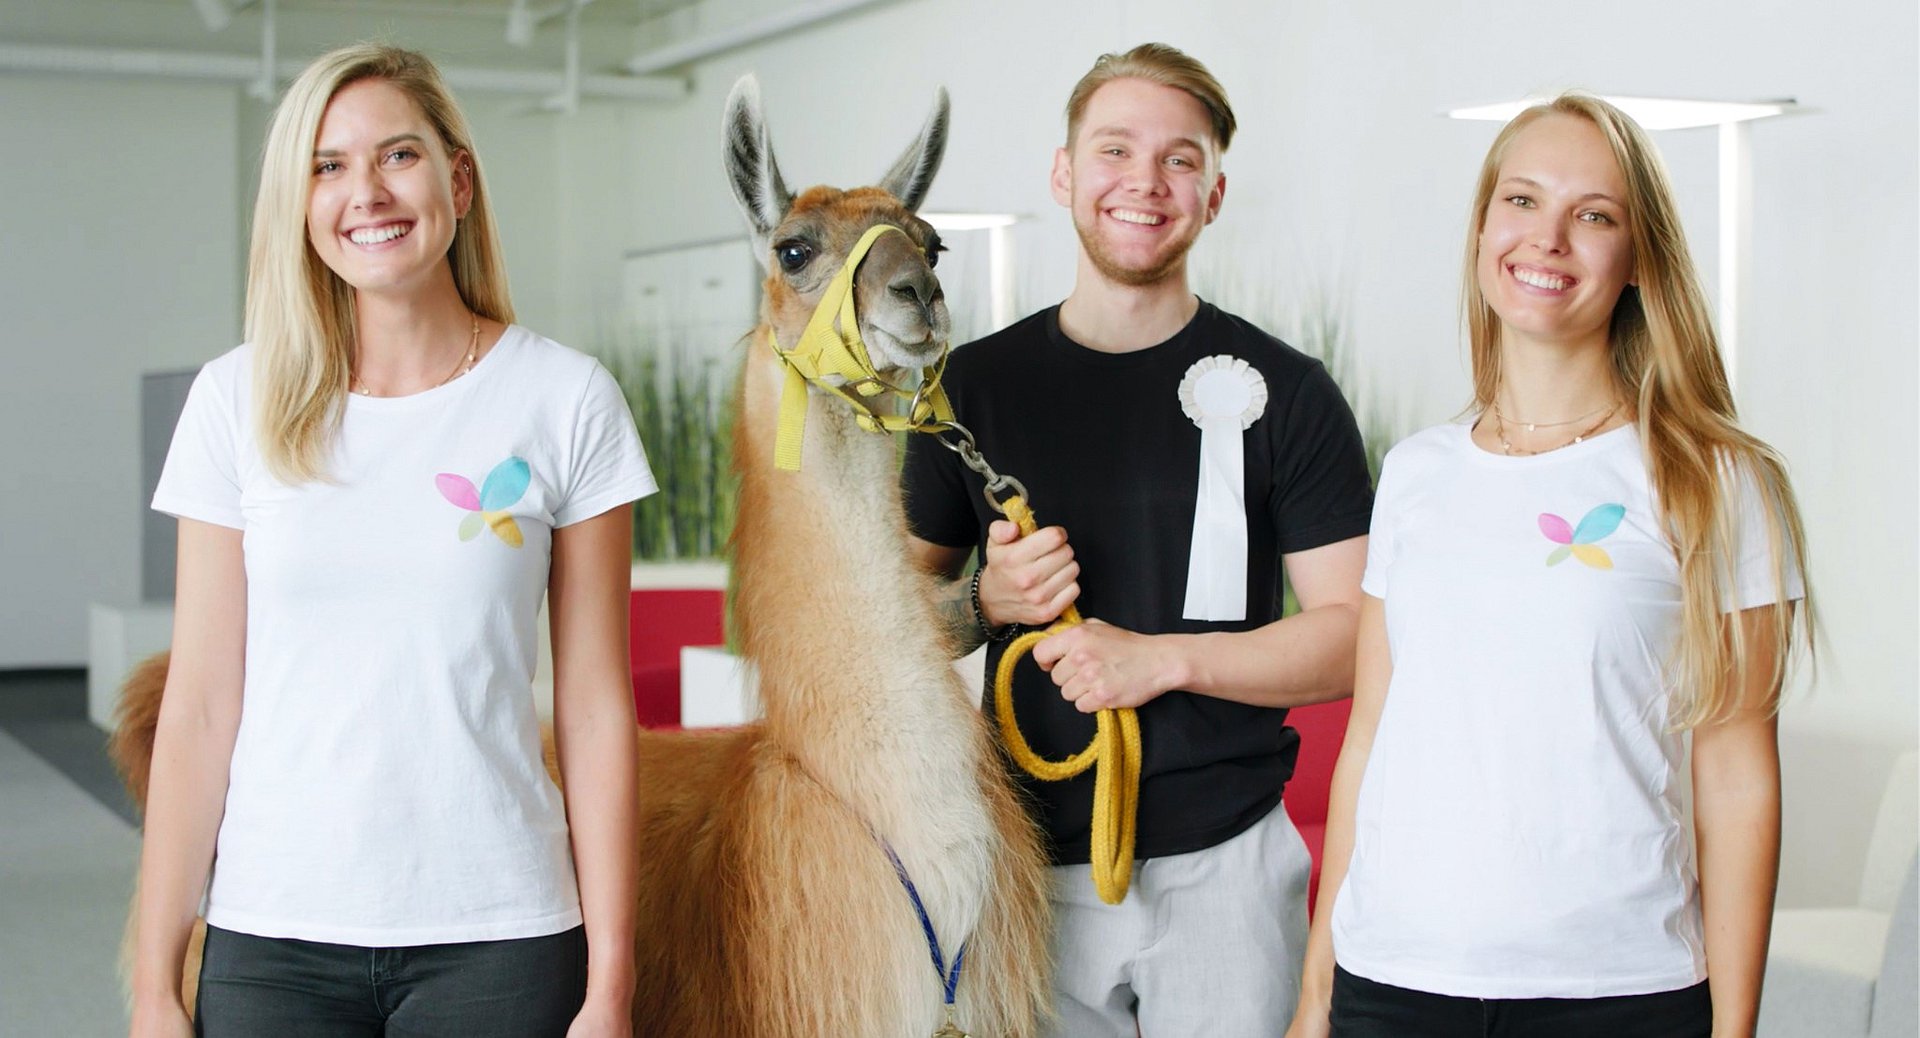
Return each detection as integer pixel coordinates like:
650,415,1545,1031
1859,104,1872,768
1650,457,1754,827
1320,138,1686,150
1043,299,1214,368
345,323,524,412
1453,416,1637,467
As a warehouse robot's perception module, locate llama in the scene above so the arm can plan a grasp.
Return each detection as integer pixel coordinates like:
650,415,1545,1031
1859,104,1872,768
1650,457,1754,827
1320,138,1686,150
617,77,1050,1036
110,77,1051,1036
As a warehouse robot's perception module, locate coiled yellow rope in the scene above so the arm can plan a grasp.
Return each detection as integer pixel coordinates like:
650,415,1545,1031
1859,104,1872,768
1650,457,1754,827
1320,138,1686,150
991,495,1142,904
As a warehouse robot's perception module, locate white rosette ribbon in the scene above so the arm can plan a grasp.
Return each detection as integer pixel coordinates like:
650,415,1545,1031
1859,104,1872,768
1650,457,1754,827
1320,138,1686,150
1177,355,1268,621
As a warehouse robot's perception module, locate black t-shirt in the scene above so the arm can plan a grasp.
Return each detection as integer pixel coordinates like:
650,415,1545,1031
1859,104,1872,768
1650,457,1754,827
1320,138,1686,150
902,301,1375,865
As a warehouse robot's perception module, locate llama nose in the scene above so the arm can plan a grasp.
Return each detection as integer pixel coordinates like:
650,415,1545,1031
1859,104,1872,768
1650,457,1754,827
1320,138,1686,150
889,269,937,308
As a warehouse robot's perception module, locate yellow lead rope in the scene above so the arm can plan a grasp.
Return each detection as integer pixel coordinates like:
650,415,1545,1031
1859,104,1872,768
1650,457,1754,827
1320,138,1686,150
991,495,1142,905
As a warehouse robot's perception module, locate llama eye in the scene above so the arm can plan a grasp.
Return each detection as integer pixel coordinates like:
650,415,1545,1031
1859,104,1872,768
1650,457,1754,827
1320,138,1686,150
926,236,947,269
774,240,813,273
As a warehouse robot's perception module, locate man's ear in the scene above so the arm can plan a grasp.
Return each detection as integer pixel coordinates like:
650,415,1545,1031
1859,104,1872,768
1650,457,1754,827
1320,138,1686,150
1204,171,1226,225
1049,147,1073,208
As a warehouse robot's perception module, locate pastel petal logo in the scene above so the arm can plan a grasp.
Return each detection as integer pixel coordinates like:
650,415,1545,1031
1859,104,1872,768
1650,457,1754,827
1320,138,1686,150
1539,503,1625,569
436,457,530,548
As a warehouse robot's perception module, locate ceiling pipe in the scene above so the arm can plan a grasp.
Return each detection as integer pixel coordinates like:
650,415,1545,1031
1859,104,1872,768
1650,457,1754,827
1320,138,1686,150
189,0,258,33
623,0,904,76
0,41,687,101
192,0,233,32
248,0,275,100
539,0,584,114
506,0,577,47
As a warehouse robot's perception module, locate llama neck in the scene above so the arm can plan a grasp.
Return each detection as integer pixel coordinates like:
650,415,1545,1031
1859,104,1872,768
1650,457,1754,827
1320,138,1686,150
730,342,980,805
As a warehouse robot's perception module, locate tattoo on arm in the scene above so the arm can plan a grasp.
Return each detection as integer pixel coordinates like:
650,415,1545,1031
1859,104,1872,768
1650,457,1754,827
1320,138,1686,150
936,578,986,656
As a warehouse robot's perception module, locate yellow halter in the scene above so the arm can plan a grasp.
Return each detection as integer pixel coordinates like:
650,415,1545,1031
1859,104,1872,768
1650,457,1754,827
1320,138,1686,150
767,223,953,471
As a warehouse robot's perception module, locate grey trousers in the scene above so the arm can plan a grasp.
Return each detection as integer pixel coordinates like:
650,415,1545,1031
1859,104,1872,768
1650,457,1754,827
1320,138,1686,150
1043,799,1313,1038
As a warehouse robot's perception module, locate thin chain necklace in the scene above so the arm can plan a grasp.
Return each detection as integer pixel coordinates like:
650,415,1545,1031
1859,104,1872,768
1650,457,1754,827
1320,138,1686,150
1492,397,1621,456
1489,398,1614,432
350,313,480,397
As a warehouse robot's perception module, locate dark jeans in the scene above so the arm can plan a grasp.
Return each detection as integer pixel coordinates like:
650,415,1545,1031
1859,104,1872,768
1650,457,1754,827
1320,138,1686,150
1330,964,1712,1038
196,923,588,1037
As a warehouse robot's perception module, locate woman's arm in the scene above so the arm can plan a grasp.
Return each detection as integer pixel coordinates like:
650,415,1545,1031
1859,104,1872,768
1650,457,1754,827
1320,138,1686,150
130,519,247,1036
548,506,640,1036
1286,592,1390,1038
1692,604,1788,1038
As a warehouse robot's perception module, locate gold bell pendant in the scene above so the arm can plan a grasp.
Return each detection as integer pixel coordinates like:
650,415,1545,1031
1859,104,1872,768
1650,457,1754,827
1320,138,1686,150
932,1005,971,1038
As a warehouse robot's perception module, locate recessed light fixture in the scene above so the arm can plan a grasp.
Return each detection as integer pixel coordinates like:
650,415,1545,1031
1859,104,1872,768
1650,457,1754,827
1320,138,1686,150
1447,95,1795,131
922,212,1020,231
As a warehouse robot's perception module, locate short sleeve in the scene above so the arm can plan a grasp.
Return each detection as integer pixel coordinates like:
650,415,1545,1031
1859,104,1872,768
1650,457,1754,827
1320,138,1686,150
552,363,657,527
901,411,978,549
152,363,245,529
1360,445,1400,599
1269,363,1375,554
1721,458,1806,612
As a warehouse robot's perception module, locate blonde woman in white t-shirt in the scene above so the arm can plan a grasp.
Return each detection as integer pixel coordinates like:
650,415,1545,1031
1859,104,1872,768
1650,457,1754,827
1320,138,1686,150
131,45,653,1038
1287,94,1812,1038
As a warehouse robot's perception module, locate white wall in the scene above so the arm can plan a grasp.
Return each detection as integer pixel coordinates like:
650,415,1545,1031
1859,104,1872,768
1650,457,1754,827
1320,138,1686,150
0,26,579,668
0,74,241,667
543,0,1917,905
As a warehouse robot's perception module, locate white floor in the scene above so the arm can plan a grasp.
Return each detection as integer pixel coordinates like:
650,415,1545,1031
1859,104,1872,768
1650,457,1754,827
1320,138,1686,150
0,727,138,1036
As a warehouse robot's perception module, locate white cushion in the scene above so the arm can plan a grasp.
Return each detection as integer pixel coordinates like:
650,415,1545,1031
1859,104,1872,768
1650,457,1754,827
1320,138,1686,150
1758,908,1889,1038
1772,908,1893,979
1861,751,1918,913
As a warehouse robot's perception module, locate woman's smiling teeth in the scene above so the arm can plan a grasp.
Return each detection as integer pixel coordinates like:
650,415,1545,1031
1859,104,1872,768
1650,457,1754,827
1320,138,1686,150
348,223,412,245
1109,208,1166,226
1512,265,1571,291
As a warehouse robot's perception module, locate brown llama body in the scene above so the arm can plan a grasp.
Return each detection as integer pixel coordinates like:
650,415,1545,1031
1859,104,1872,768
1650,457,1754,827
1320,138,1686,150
619,77,1051,1034
626,319,1050,1036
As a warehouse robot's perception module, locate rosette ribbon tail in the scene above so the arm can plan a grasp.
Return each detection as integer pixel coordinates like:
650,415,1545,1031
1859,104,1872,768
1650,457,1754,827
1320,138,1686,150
1181,414,1248,621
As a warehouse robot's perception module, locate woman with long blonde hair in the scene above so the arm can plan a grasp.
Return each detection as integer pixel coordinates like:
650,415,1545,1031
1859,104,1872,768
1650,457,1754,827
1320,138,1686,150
1287,94,1811,1037
131,44,651,1037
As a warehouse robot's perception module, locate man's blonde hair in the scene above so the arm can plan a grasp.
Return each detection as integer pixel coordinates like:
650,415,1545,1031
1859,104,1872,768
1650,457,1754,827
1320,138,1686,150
1063,43,1236,152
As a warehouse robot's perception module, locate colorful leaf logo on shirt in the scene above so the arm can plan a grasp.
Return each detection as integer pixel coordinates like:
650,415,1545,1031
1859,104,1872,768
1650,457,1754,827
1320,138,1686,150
436,457,530,548
1539,503,1625,569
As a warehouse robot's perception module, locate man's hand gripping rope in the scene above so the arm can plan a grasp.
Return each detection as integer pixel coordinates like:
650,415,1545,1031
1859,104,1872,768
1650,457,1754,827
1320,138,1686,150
928,422,1143,905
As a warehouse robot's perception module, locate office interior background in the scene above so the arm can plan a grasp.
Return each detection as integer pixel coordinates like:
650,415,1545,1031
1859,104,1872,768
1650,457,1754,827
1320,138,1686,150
0,0,1913,1033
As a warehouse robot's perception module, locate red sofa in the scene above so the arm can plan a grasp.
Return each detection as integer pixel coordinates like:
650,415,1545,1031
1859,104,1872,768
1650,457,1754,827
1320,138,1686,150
628,588,725,729
1281,696,1352,916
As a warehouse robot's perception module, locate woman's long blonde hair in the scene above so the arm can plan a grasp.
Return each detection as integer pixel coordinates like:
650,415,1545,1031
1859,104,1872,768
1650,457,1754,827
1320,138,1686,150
249,43,513,483
1463,93,1812,727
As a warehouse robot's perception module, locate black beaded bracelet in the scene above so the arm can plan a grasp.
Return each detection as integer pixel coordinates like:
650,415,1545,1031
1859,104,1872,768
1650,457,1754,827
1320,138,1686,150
969,567,1016,643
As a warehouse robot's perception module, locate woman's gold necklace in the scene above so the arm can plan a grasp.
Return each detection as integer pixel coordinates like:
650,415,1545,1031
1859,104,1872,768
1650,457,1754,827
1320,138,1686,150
1491,398,1621,456
350,313,480,397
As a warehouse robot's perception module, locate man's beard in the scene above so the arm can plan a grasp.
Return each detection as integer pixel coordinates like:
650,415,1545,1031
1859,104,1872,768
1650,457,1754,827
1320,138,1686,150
1073,212,1196,288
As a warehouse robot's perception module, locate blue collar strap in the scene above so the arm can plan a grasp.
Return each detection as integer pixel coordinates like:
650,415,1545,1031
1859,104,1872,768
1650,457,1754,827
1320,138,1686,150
882,841,967,1008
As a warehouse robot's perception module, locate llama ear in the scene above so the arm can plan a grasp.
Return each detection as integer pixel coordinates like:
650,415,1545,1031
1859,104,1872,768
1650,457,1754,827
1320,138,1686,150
877,87,949,213
723,74,792,257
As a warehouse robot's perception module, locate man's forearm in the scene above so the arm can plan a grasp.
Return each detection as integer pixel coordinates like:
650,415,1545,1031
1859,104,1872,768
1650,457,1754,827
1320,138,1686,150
1173,602,1360,708
934,575,987,657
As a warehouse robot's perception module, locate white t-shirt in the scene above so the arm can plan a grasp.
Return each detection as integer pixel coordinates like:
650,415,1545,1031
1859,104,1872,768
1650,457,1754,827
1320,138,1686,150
1331,420,1802,999
153,326,656,946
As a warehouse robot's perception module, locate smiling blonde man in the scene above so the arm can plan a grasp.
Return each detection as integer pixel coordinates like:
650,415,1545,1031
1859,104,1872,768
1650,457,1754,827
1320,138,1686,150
904,44,1374,1037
